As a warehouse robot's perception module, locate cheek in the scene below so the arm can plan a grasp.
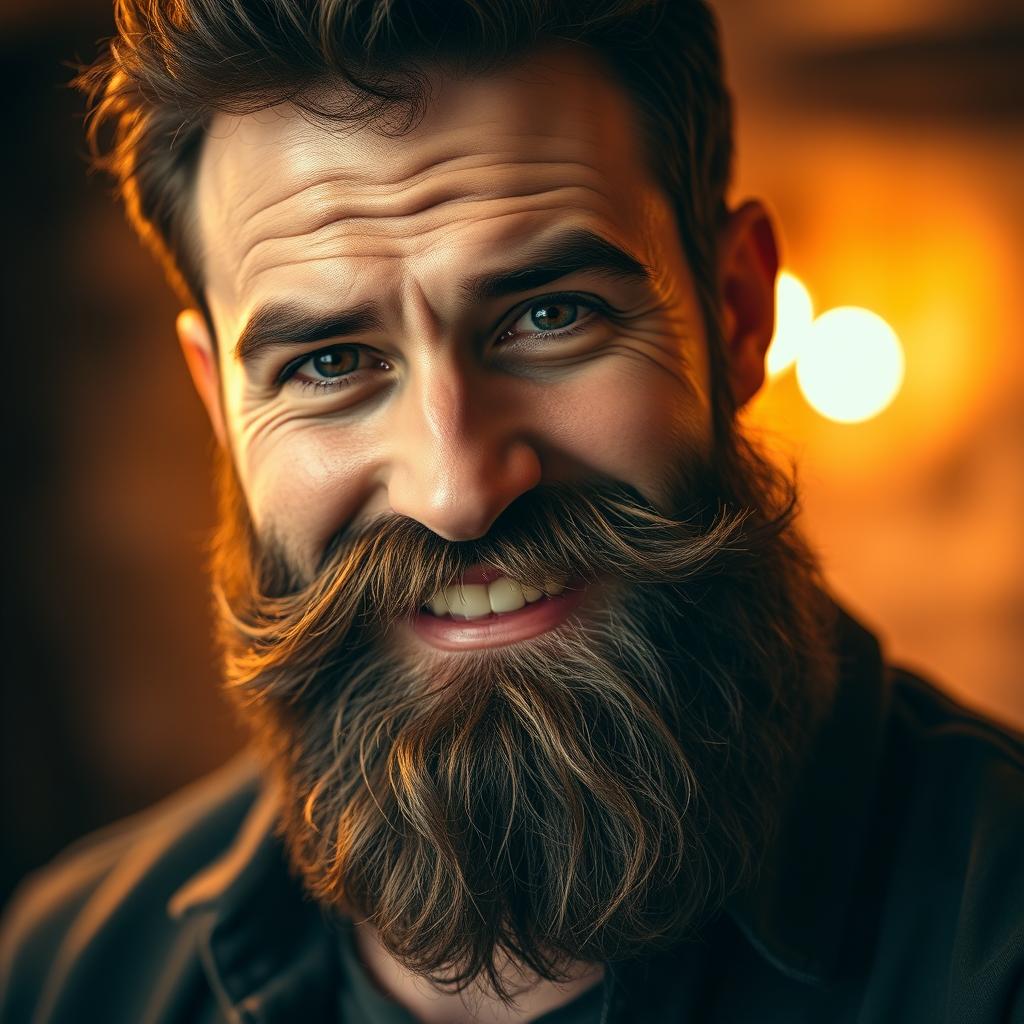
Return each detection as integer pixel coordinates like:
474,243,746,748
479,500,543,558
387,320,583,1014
541,356,712,508
236,419,381,573
219,355,377,566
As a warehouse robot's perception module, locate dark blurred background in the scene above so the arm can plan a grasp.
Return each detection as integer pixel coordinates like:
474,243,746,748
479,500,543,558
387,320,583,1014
1,1,1022,909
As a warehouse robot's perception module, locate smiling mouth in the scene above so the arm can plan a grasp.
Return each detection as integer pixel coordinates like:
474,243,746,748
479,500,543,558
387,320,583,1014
420,570,568,620
412,568,587,651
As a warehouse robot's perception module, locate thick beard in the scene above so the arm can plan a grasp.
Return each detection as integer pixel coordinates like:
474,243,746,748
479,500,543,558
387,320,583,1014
210,433,838,1003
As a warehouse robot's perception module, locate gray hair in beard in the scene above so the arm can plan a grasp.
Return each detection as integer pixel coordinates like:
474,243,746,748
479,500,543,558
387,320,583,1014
210,435,838,1004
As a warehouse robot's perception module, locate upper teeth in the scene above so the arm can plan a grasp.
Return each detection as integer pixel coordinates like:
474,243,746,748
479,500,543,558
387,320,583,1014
426,577,566,619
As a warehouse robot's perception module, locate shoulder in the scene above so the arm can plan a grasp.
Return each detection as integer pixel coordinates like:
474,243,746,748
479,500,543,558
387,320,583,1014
875,667,1024,1020
0,751,263,1023
888,666,1024,849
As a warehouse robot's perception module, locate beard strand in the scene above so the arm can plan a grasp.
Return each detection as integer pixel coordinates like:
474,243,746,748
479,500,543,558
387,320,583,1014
209,436,838,1002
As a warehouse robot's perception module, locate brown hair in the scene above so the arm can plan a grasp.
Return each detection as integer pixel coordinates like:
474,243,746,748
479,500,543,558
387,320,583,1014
76,0,735,401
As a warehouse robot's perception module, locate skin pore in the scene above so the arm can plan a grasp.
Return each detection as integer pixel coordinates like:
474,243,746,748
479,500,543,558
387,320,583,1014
177,42,780,1024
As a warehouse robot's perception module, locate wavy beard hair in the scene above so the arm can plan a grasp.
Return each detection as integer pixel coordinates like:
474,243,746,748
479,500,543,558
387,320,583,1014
210,427,838,1004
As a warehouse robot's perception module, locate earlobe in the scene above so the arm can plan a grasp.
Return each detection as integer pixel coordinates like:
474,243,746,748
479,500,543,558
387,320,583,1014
716,200,780,410
176,309,227,448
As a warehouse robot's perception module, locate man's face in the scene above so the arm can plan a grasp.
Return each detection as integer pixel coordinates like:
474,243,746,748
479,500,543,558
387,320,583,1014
178,42,817,996
191,45,714,596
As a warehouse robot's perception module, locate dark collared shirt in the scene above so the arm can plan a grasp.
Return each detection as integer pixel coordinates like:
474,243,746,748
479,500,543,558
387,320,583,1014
2,608,1023,1023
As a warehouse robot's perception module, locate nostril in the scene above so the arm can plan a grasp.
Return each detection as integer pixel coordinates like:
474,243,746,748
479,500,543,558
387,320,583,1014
387,438,542,543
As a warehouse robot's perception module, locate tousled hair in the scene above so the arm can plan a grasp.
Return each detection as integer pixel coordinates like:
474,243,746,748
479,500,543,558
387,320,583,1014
76,0,735,409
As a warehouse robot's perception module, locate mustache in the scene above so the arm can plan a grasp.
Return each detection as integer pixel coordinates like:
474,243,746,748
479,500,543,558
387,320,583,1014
216,470,797,689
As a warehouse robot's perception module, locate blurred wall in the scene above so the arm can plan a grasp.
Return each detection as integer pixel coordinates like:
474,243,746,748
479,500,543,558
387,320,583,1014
1,1,1021,908
1,10,245,909
717,2,1023,729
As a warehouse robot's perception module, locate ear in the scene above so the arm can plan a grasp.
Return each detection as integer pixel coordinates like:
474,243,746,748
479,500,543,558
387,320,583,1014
176,309,227,448
716,200,780,409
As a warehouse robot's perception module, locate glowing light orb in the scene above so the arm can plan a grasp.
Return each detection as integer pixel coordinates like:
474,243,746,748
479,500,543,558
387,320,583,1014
766,271,815,377
796,306,905,423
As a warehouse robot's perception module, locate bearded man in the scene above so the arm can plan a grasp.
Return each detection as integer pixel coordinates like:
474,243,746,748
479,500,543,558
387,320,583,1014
2,2,1023,1022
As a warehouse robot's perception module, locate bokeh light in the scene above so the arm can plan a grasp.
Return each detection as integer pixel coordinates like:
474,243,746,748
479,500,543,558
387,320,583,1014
795,306,906,423
766,270,815,377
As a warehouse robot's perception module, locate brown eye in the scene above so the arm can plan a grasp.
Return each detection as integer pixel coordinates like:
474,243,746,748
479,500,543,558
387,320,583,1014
284,345,392,392
310,346,359,378
498,296,603,347
529,302,578,331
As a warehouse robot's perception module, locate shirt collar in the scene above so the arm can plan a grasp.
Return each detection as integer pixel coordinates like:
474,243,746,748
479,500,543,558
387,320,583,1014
168,604,891,1015
724,604,892,988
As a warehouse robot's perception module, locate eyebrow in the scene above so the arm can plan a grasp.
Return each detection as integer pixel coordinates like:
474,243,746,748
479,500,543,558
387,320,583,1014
234,302,384,363
233,228,652,364
463,227,652,301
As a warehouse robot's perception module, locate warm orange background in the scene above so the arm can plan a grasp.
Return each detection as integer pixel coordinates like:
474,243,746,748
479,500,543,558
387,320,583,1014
719,3,1023,731
1,1,1021,906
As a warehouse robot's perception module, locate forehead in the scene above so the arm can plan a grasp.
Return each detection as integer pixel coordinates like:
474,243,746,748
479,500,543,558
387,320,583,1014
195,45,675,323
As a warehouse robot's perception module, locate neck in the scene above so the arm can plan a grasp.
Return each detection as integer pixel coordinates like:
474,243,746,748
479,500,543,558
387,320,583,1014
351,920,606,1024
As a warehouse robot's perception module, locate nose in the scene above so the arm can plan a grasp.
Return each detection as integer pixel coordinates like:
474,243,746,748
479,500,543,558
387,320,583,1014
386,358,542,541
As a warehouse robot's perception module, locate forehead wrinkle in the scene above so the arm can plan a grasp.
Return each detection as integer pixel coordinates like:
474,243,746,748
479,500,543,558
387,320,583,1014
232,156,614,285
239,155,607,250
237,146,571,235
220,107,613,220
235,185,621,298
213,112,631,265
201,132,337,248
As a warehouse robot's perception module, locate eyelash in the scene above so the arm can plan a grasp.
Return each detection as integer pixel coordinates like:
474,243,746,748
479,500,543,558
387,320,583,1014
285,358,382,395
279,350,389,395
279,291,608,394
496,291,606,346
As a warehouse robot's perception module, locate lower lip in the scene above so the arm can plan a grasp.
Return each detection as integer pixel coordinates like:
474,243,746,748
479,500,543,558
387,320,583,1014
409,584,588,651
